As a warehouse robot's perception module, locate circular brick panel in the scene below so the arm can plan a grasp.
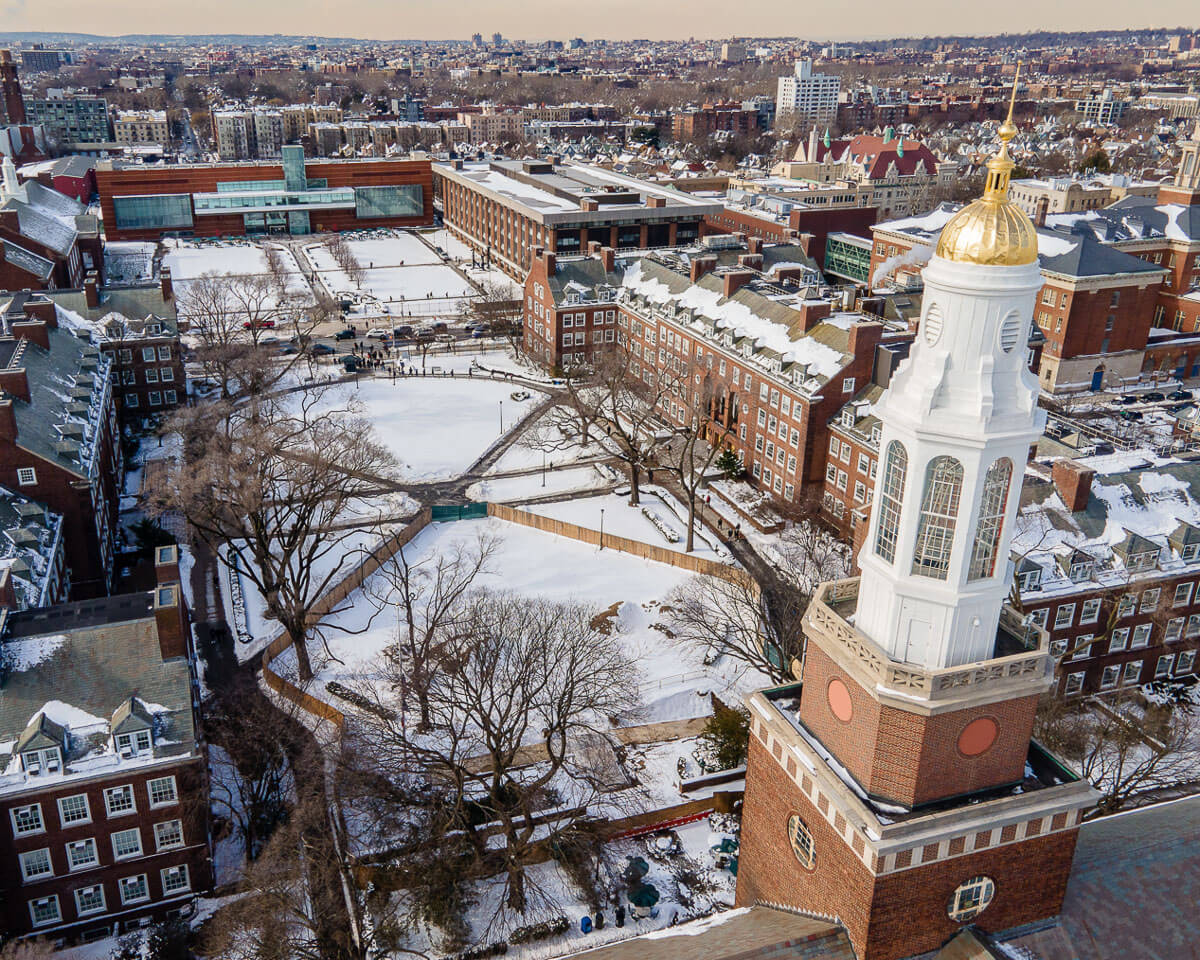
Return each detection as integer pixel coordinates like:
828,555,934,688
827,678,853,723
957,717,999,757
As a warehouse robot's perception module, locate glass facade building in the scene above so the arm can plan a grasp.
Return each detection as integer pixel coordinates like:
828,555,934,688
111,194,194,231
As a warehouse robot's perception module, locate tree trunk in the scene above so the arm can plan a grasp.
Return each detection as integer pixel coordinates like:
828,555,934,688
506,857,527,912
630,464,641,506
685,494,696,553
292,629,314,682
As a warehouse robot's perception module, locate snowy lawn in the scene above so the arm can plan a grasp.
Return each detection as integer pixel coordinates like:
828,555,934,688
303,240,476,313
164,240,314,308
466,465,612,502
299,377,543,481
526,489,734,564
104,241,156,282
273,517,762,722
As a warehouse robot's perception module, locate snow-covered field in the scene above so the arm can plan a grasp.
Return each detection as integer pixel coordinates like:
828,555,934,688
104,241,156,282
163,240,314,308
274,516,761,723
346,234,442,266
467,465,612,502
298,378,543,481
302,240,476,315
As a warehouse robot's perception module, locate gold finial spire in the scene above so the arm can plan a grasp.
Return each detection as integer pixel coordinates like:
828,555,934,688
933,63,1037,266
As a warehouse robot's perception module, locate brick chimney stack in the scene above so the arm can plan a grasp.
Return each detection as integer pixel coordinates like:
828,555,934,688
721,269,755,297
160,266,173,302
152,582,188,661
690,256,717,282
1052,459,1095,513
1035,196,1049,227
793,300,832,335
0,368,30,402
600,246,615,272
11,320,48,350
738,253,764,271
587,240,602,257
84,272,99,309
748,236,764,255
542,250,556,276
0,397,19,440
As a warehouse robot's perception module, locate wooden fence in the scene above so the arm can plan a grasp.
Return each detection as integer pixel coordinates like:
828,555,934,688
486,502,747,584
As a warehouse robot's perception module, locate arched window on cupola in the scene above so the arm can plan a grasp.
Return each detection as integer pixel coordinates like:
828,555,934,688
874,441,908,564
911,456,964,580
968,458,1013,581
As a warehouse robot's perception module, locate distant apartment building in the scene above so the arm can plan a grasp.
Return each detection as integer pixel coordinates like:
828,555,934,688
435,158,723,278
113,111,170,148
458,108,524,143
720,42,747,64
25,93,110,148
775,59,840,126
1075,88,1128,125
1139,91,1200,119
213,109,285,160
96,146,432,241
1009,174,1159,217
671,102,759,142
18,49,67,73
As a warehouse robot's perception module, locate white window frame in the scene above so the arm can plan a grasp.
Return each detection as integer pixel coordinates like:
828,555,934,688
1108,628,1130,652
66,837,99,871
104,784,136,817
19,847,54,881
1054,603,1076,629
1131,623,1152,649
148,776,178,808
16,467,37,486
11,803,44,836
1177,650,1196,674
28,895,60,927
118,874,150,905
74,884,106,917
1079,598,1102,625
1065,673,1085,695
161,864,191,895
154,819,184,851
111,827,143,861
1174,582,1195,607
57,794,91,827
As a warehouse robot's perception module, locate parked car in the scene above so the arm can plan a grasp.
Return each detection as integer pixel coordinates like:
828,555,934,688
464,320,488,331
365,328,391,340
1169,389,1194,401
341,355,364,371
431,321,449,334
334,328,357,341
392,325,415,338
1141,391,1166,403
243,318,276,330
1113,394,1140,405
471,328,489,338
309,343,336,356
1118,409,1144,421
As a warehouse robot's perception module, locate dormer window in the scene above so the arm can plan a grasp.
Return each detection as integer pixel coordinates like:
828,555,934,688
841,410,855,428
22,747,61,775
870,425,882,443
1184,544,1200,562
1069,561,1094,583
1129,552,1158,573
115,730,153,757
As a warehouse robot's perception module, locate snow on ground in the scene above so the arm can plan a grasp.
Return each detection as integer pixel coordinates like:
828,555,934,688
275,517,759,720
302,240,476,316
299,378,543,481
347,234,442,266
208,743,248,886
424,227,475,262
163,241,272,279
467,465,612,502
526,490,733,563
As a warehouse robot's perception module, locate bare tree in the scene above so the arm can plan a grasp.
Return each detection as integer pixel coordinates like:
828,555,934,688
1035,692,1200,817
346,591,641,917
365,531,499,731
657,371,730,552
151,386,396,681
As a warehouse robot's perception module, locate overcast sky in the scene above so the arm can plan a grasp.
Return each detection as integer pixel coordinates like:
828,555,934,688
1,0,1196,42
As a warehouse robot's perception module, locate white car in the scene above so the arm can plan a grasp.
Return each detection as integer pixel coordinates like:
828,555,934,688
364,328,392,340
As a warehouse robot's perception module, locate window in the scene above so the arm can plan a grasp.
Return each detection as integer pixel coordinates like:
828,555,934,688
148,776,178,807
149,391,162,406
836,470,848,492
1156,654,1175,678
1101,665,1120,689
787,815,816,868
142,347,156,362
1174,582,1194,607
1123,661,1142,684
1065,673,1085,695
1071,635,1093,659
154,819,184,851
57,794,90,826
11,803,44,835
842,377,855,393
20,847,53,881
1054,604,1076,629
947,876,995,922
968,458,1012,581
1189,615,1200,639
1028,608,1049,628
854,481,867,503
165,390,177,404
1109,628,1130,652
28,895,60,927
160,367,174,382
157,345,171,360
1140,588,1161,613
16,467,36,486
874,441,907,564
67,837,98,870
112,828,143,861
912,456,964,580
857,453,870,474
104,785,136,817
119,874,149,905
1178,650,1196,674
75,885,105,916
161,864,191,895
1080,598,1102,625
839,441,851,464
1117,594,1136,618
1131,623,1152,648
125,393,139,408
1166,618,1184,642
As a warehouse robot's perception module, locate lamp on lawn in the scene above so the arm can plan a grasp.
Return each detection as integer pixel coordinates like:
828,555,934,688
600,508,605,551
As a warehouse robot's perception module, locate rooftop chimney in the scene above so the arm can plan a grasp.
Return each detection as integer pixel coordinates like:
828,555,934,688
11,320,49,351
748,236,764,255
543,250,556,277
1052,460,1094,513
1034,196,1049,228
153,582,188,660
0,397,18,440
792,300,832,335
84,272,99,309
646,196,666,208
587,240,602,257
0,368,30,403
738,253,764,271
160,265,173,303
600,246,615,272
690,256,717,282
722,269,755,298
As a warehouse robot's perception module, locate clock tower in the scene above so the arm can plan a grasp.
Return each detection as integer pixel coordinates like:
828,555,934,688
735,79,1098,960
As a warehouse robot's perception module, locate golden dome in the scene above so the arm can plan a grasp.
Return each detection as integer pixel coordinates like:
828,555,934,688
935,66,1037,267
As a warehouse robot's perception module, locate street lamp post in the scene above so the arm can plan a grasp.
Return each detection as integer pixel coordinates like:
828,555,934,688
599,508,605,551
542,451,547,487
499,400,504,433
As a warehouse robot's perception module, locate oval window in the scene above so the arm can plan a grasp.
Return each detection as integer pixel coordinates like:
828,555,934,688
827,678,854,723
948,876,996,922
923,305,943,346
787,814,816,869
999,311,1021,353
957,717,999,757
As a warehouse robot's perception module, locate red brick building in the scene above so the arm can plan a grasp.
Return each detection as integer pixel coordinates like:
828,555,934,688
0,548,212,944
671,102,759,142
96,147,433,243
0,306,121,598
523,241,914,502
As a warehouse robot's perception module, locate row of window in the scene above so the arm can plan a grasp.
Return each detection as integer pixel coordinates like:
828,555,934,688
124,389,178,409
1062,651,1196,695
19,819,186,881
120,366,175,385
1038,581,1200,630
9,776,178,837
116,346,172,364
28,865,191,928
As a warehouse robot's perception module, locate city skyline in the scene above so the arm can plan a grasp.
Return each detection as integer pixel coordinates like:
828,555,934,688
0,0,1197,43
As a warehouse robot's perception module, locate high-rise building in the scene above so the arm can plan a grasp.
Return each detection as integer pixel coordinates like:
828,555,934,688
776,59,840,126
736,95,1098,960
0,49,26,125
25,93,110,146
